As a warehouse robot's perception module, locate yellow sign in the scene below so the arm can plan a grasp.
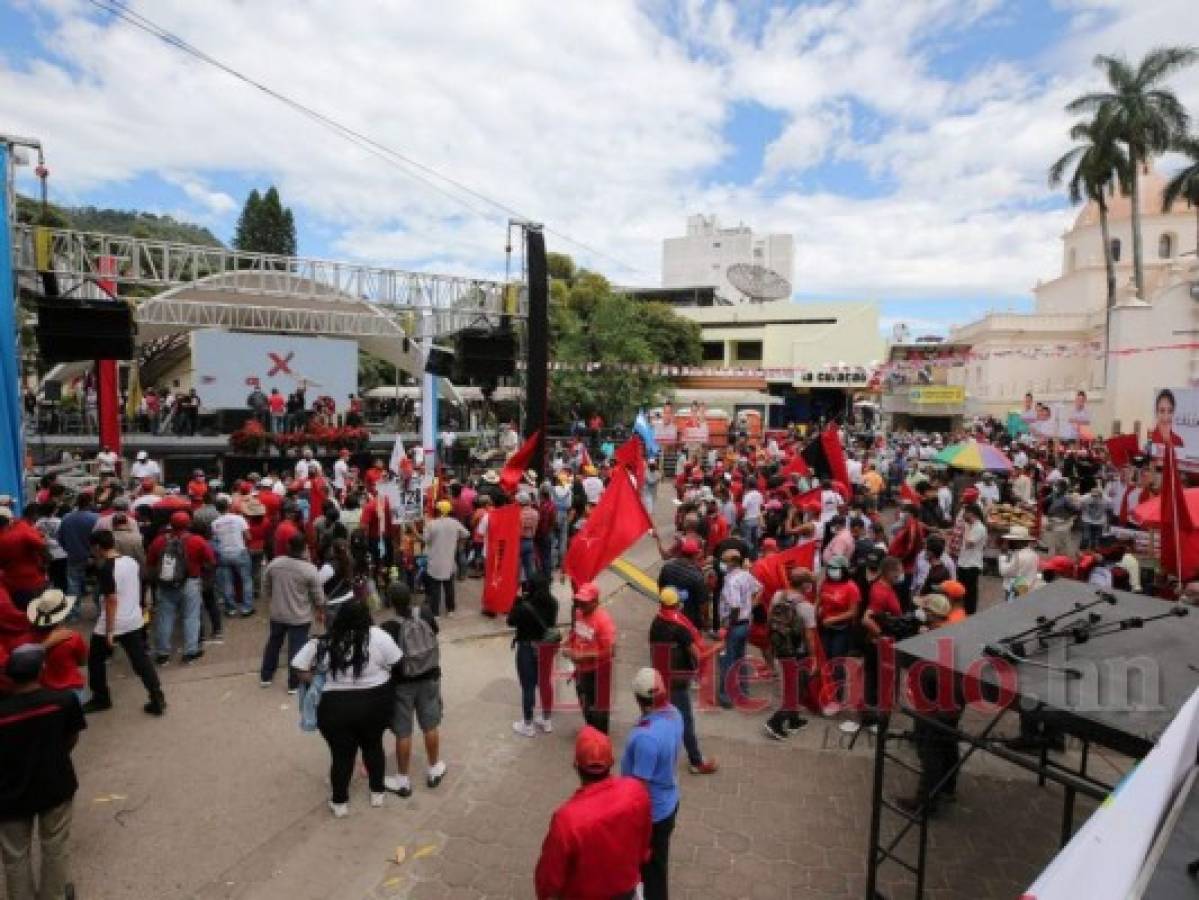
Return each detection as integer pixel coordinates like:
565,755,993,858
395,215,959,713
909,386,965,404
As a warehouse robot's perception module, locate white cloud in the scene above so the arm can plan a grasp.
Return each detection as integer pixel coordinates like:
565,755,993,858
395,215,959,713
0,0,1195,311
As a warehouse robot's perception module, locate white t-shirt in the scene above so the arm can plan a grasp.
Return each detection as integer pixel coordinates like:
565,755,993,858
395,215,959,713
333,459,350,490
97,555,144,636
291,626,401,691
819,490,841,525
846,458,863,486
294,459,312,481
211,513,249,553
96,450,119,474
130,459,161,481
583,476,604,505
741,489,764,524
958,522,987,570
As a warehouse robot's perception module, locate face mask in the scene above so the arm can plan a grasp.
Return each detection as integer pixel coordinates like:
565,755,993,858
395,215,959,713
827,567,845,581
718,562,728,574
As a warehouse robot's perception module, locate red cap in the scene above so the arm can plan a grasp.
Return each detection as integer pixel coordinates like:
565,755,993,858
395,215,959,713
939,580,966,600
762,538,779,552
574,725,614,774
680,537,702,557
962,487,980,502
169,511,191,529
1041,555,1074,574
573,582,600,603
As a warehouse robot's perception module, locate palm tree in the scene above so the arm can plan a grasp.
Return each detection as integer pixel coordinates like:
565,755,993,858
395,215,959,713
1163,135,1199,259
1067,45,1198,297
1048,109,1129,308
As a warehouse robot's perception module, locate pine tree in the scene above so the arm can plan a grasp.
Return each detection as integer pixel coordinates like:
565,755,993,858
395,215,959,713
232,186,297,256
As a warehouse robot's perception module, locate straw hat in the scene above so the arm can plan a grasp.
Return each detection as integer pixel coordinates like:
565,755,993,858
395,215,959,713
26,589,76,628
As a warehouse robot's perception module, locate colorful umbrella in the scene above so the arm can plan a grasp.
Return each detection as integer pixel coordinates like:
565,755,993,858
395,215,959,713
1132,489,1199,528
933,441,1013,473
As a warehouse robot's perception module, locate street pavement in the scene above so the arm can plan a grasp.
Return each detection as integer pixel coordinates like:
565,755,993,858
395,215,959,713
25,504,1125,900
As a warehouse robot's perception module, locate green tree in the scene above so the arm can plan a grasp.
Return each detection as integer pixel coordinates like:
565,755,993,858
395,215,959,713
233,186,297,256
1049,108,1130,307
1067,46,1198,297
1163,134,1199,255
546,251,576,283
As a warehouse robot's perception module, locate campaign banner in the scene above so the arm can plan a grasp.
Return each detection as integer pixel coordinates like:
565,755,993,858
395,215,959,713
376,483,423,524
1149,387,1199,471
909,385,965,404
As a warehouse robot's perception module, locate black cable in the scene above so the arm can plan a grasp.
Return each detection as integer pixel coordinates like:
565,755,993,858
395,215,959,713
82,0,645,274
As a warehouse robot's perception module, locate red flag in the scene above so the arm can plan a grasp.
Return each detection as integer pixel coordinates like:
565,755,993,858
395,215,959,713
564,466,652,584
1161,442,1199,583
821,426,851,489
791,487,822,513
751,540,817,602
500,429,542,496
1106,433,1140,469
482,504,522,615
900,482,922,506
612,436,645,487
782,453,810,477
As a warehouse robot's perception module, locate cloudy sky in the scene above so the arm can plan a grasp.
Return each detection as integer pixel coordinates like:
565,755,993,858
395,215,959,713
2,0,1197,334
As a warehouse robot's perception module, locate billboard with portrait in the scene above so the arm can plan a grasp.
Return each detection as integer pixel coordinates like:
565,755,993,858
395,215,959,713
1149,387,1199,471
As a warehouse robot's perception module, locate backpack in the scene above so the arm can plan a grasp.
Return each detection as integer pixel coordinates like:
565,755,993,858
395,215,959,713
397,614,439,679
157,535,189,588
768,594,806,659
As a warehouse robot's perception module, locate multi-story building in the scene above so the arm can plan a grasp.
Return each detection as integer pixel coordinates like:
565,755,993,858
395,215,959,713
662,214,794,303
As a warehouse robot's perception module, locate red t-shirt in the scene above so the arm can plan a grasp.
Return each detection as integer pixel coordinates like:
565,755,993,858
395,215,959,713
868,580,902,618
567,607,615,674
0,521,48,593
268,393,285,414
246,517,271,553
147,530,215,579
534,776,651,900
256,490,282,522
40,632,87,691
364,467,385,491
818,579,861,626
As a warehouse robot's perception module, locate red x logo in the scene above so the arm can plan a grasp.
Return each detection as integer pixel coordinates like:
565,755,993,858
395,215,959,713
267,352,294,376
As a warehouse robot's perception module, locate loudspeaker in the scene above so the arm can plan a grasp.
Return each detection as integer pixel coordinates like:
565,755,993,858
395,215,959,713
36,298,136,363
42,380,61,402
424,346,455,377
454,327,517,380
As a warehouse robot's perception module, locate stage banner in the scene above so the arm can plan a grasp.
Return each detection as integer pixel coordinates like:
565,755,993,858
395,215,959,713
0,146,24,506
1025,686,1199,900
1149,387,1199,472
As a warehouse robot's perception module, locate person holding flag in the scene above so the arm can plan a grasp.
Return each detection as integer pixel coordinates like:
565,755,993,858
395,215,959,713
563,582,615,734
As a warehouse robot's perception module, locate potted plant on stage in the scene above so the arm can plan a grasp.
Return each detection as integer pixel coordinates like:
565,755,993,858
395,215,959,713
229,419,268,455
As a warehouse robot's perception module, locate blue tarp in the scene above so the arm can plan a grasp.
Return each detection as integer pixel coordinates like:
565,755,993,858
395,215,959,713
0,145,25,506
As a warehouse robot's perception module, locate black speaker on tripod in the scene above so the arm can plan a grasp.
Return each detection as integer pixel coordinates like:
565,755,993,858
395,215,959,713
424,345,456,377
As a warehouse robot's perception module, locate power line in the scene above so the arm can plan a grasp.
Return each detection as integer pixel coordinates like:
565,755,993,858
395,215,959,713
82,0,645,274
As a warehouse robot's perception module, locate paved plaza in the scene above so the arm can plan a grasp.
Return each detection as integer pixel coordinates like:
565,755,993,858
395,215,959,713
50,510,1117,900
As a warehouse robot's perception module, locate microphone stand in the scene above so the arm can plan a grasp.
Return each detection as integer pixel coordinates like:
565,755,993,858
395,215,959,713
983,643,1084,679
996,592,1119,647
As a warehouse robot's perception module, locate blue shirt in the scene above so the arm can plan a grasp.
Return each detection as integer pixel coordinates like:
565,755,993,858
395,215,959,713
57,510,100,563
620,705,683,822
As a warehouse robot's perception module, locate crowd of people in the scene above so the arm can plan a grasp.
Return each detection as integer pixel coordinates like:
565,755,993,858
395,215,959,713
0,414,1185,899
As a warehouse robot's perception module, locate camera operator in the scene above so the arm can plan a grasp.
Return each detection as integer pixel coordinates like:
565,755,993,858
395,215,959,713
896,593,961,818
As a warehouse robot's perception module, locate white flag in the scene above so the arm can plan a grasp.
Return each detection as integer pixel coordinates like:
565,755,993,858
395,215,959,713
389,434,406,475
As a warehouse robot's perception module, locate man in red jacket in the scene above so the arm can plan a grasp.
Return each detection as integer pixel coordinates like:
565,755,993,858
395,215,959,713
0,504,48,609
535,726,651,900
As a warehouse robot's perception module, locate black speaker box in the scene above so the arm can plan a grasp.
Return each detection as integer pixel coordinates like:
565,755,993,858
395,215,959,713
424,346,456,377
42,380,61,402
454,327,517,379
36,298,136,363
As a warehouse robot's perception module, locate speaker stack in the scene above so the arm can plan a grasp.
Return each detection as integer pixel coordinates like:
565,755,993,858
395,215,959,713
452,327,518,384
36,297,137,363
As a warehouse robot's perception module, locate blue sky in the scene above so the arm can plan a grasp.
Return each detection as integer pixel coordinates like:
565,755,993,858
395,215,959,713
1,0,1194,334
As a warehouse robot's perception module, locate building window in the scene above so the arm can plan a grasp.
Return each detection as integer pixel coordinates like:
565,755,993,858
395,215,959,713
701,341,725,363
712,241,721,249
1160,233,1175,258
734,340,763,362
1110,238,1122,262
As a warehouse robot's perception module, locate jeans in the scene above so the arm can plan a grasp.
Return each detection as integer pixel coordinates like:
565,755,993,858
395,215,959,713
316,684,391,803
741,521,761,552
260,620,311,690
515,641,556,723
536,534,553,578
88,628,162,705
155,578,202,657
821,626,852,701
66,559,88,600
642,803,678,900
270,413,285,433
915,715,962,809
426,578,455,617
0,799,73,900
555,517,570,569
718,621,750,705
1081,523,1105,551
218,548,254,614
520,538,537,582
670,684,703,767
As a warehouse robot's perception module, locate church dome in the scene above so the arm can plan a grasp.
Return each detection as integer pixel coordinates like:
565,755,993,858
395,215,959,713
1071,169,1182,230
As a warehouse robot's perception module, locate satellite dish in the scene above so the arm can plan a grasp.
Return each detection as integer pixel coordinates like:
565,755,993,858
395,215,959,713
726,263,791,303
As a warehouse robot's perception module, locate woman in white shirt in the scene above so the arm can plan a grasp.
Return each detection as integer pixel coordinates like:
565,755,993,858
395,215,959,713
998,527,1041,601
955,504,988,615
292,600,402,817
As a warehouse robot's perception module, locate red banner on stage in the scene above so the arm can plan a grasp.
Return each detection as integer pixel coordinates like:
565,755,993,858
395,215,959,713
563,466,652,585
482,504,522,615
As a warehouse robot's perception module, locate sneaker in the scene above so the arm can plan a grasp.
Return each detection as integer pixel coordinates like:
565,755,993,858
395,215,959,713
287,688,298,696
512,720,537,738
223,608,238,618
204,633,225,645
181,651,204,665
370,792,385,808
534,715,553,734
427,760,447,789
785,717,809,733
328,800,349,818
82,697,113,714
839,720,863,735
688,759,719,775
764,722,788,741
241,608,256,618
144,695,166,716
154,655,170,666
260,680,273,688
384,775,412,798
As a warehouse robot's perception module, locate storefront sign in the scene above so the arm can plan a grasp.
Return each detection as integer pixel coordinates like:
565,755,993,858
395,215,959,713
908,385,965,404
